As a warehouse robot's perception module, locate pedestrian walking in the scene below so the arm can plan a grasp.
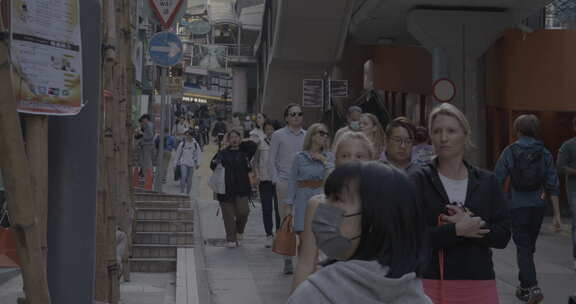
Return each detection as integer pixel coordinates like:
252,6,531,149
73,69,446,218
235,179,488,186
243,115,254,138
381,117,418,171
410,103,511,304
249,113,267,145
292,131,376,290
137,114,155,189
268,103,307,274
288,161,431,304
359,113,386,156
156,128,176,183
174,118,188,147
412,126,435,167
252,119,281,248
494,114,562,303
558,115,576,271
212,117,228,149
174,131,201,195
210,130,253,248
287,123,334,234
334,106,363,144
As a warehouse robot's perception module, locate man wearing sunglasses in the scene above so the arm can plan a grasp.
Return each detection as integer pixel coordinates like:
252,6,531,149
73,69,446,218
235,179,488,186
268,103,306,275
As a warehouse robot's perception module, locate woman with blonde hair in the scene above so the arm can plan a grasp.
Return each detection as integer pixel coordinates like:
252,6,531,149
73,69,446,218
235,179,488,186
287,123,334,234
292,131,376,291
410,103,510,304
360,113,386,156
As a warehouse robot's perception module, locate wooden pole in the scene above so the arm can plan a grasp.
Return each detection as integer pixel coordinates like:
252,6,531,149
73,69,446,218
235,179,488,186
23,115,49,262
95,0,120,302
0,17,51,304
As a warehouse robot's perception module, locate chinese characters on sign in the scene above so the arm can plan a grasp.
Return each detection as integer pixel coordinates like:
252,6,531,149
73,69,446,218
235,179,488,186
11,0,83,115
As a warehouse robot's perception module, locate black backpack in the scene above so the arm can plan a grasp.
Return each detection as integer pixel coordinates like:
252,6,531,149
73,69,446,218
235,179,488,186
509,144,547,192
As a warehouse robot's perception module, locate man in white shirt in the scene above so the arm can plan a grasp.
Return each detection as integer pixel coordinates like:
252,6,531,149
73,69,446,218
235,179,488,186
268,103,306,274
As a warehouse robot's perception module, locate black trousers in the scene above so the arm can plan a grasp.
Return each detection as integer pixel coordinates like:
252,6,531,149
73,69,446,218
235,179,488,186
259,181,280,236
511,206,546,288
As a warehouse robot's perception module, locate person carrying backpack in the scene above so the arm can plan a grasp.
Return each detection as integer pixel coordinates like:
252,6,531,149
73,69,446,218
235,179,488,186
494,114,562,304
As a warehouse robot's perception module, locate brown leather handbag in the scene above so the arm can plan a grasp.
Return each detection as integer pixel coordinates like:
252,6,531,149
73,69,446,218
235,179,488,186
272,215,297,256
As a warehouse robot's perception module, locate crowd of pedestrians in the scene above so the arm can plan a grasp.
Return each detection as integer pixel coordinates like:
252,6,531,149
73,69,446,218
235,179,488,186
131,100,576,303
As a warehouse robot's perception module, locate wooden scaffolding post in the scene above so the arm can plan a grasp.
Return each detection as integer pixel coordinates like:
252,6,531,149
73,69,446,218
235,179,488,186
94,0,120,302
0,15,51,304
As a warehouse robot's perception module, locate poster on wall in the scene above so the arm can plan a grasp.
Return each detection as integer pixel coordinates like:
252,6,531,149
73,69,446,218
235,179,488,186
303,79,323,108
11,0,83,116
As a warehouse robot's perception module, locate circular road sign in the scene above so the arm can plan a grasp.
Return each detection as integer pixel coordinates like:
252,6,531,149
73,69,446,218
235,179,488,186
433,78,456,102
149,31,183,67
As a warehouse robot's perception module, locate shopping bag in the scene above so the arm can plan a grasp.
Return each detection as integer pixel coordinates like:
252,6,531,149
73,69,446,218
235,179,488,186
0,228,20,267
174,165,181,181
272,215,296,256
208,164,226,194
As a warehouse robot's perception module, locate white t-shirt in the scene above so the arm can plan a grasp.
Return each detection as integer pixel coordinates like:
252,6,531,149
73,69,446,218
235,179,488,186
439,173,468,206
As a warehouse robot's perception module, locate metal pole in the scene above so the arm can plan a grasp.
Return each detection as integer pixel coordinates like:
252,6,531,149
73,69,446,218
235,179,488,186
46,0,101,302
155,67,167,192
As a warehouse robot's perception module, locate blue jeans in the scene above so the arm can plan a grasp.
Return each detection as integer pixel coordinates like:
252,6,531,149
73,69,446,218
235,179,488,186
180,165,194,194
259,181,280,236
511,206,546,288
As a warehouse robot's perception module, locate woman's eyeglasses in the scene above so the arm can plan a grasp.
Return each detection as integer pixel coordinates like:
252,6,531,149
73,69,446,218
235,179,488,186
289,112,303,117
389,137,413,146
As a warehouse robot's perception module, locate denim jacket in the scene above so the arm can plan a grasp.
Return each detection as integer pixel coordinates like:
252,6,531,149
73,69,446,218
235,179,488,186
494,137,560,210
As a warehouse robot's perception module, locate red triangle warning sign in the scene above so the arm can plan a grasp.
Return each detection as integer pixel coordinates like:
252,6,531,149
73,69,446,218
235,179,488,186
149,0,185,28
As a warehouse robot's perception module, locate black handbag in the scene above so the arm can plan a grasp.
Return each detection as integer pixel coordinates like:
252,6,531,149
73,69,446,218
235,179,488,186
174,165,181,181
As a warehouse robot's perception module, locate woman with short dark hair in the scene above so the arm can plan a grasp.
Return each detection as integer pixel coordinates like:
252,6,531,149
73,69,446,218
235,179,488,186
288,161,431,304
210,130,253,248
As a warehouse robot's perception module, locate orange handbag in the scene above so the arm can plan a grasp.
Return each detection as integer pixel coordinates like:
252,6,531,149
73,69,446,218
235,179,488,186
272,215,297,256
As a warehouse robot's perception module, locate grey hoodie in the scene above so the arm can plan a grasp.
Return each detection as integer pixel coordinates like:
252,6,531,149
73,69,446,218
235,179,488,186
287,260,432,304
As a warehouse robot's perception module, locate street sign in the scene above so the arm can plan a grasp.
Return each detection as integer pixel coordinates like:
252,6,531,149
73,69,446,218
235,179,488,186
330,80,348,98
303,79,323,108
149,31,183,67
433,78,456,102
149,0,185,28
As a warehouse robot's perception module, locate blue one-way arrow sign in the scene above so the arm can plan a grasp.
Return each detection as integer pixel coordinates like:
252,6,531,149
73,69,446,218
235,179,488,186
149,31,183,67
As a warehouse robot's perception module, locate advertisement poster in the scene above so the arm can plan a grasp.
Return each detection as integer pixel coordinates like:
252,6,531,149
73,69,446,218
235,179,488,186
302,79,323,108
11,0,83,115
189,44,227,72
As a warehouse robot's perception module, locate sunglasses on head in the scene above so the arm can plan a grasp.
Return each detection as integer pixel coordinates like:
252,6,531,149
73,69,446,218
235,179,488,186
289,112,303,117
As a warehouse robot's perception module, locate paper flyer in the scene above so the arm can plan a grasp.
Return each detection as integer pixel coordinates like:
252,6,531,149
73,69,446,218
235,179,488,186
11,0,83,116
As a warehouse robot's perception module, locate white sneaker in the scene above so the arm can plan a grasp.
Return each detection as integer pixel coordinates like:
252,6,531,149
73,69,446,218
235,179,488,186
265,235,273,248
237,233,244,241
226,241,237,248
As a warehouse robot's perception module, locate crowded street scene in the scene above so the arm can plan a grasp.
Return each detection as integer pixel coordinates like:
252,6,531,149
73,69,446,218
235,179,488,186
2,0,576,303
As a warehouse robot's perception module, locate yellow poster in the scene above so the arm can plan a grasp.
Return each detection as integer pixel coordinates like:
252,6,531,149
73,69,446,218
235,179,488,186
11,0,83,115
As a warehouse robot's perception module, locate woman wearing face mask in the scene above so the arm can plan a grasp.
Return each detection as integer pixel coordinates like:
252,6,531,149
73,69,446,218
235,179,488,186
410,103,511,304
210,130,253,248
288,161,431,304
381,117,418,171
292,131,376,290
286,123,334,234
360,113,386,156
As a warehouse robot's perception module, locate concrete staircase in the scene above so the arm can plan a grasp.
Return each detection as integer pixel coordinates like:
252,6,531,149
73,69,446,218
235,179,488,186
130,191,194,272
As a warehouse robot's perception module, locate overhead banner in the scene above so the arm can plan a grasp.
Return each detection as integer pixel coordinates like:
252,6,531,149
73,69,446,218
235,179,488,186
302,79,323,108
11,0,83,116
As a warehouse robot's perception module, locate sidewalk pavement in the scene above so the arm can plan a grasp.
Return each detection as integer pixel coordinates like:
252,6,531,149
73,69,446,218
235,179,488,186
186,144,576,304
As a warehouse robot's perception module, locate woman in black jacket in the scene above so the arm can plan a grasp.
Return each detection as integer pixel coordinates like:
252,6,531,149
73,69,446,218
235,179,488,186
211,130,252,248
410,103,511,304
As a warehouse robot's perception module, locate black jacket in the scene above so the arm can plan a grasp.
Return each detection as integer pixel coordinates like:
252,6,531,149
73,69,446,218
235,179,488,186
211,147,252,202
409,161,511,280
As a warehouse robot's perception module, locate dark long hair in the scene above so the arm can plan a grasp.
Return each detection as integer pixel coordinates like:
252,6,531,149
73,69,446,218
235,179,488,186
324,161,428,278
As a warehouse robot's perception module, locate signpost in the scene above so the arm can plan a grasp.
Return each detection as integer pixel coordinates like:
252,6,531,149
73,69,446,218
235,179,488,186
302,79,324,108
148,0,185,28
149,31,183,192
330,80,348,98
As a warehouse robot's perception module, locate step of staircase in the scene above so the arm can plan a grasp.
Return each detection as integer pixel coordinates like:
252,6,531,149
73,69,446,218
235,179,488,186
134,231,194,245
132,244,194,259
134,200,189,209
130,258,176,272
134,219,194,233
135,208,194,221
